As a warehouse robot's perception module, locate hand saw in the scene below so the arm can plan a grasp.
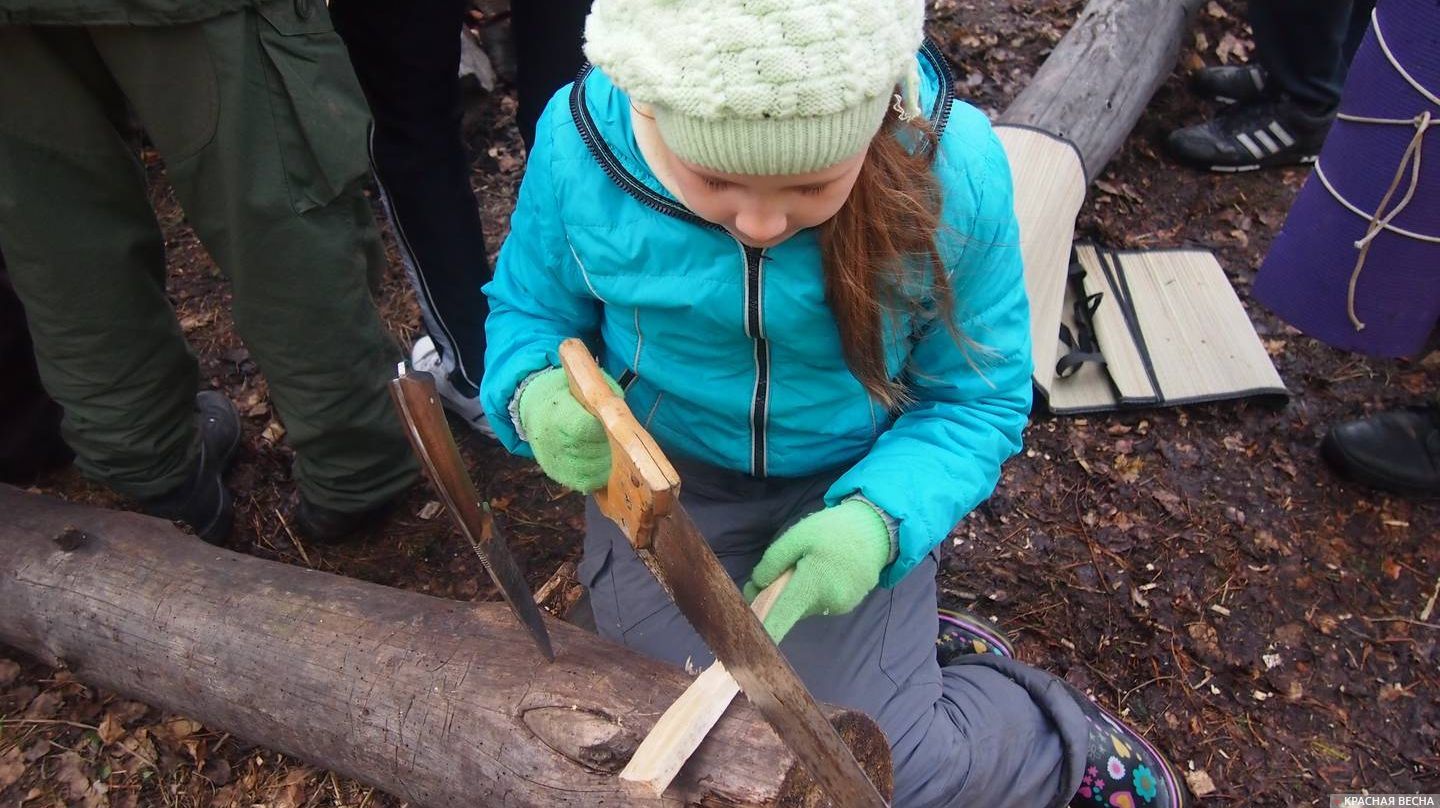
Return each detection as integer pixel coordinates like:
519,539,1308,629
559,339,887,807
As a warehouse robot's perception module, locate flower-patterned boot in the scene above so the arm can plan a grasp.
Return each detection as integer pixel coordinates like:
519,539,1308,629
936,607,1016,664
1065,683,1191,808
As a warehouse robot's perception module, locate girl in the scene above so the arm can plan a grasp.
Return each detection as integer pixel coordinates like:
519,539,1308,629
481,0,1188,805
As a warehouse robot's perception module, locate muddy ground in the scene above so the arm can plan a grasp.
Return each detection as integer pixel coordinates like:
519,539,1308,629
2,1,1436,806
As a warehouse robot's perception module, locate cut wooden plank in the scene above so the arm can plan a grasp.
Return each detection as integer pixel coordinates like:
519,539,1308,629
620,570,794,796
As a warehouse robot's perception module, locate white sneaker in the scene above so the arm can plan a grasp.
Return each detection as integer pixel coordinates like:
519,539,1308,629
409,336,497,439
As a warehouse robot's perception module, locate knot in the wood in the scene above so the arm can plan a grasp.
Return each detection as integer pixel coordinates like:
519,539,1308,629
521,705,639,773
53,526,90,551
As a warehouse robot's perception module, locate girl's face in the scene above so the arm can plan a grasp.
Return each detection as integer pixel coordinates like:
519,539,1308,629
664,149,867,249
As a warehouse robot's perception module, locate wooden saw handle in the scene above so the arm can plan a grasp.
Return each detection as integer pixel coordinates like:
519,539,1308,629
558,339,679,549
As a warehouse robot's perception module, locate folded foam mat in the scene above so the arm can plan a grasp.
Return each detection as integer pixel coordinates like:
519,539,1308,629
995,124,1287,414
1038,245,1289,414
996,125,1089,401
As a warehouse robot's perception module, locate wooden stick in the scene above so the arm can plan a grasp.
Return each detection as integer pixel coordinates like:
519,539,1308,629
620,569,794,795
533,560,578,609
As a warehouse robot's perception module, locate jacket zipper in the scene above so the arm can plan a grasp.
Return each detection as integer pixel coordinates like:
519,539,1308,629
568,40,955,479
740,243,769,478
568,65,722,231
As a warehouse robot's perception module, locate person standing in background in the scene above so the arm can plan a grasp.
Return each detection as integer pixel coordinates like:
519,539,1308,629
1251,0,1438,496
330,0,592,437
0,0,419,543
1168,0,1376,172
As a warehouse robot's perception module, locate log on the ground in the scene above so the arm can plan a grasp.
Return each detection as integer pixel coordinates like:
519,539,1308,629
0,486,891,808
998,0,1207,179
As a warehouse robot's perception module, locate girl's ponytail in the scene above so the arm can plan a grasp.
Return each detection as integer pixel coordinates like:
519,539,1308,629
819,109,958,410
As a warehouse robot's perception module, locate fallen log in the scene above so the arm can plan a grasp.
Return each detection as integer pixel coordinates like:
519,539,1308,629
998,0,1208,180
0,486,891,807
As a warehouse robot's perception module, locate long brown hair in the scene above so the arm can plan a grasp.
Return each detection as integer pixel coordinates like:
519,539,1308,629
818,108,956,410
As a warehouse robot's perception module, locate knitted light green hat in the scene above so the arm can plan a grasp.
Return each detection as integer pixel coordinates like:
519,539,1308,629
583,0,926,176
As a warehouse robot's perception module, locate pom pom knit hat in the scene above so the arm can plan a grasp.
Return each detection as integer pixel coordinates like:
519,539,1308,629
583,0,927,176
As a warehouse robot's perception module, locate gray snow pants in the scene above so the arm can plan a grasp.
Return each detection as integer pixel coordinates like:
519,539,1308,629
580,457,1089,808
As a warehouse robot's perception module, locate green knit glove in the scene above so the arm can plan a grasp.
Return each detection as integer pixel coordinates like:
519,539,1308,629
516,367,619,493
744,499,892,642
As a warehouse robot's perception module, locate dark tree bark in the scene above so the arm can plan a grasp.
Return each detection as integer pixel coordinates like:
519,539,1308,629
0,486,891,808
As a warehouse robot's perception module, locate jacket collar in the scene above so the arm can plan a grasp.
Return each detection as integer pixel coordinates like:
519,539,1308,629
569,39,958,228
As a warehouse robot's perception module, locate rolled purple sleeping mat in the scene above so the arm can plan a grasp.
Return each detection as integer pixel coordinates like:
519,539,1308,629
1253,0,1439,358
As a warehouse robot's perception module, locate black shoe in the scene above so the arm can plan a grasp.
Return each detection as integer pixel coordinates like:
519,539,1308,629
1063,682,1191,808
292,496,396,542
1167,99,1331,172
1321,406,1440,496
936,607,1017,665
141,391,241,544
1192,64,1268,105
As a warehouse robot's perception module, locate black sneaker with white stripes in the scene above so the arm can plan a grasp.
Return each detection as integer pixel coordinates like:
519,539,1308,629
1192,64,1269,105
1166,100,1332,172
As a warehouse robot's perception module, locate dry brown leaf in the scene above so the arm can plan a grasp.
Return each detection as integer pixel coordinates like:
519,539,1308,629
24,689,63,719
261,419,286,445
1381,558,1402,580
1113,454,1144,484
273,783,307,808
178,310,216,332
1215,32,1252,65
1188,622,1220,658
270,767,317,808
1378,683,1413,703
0,746,26,791
97,712,126,745
53,752,105,808
120,729,157,771
160,717,203,741
240,388,270,418
1185,768,1218,797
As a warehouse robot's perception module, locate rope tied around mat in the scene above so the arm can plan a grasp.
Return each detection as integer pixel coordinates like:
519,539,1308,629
1310,8,1440,332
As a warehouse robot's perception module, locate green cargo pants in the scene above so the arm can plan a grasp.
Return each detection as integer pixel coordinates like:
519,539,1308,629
0,0,418,512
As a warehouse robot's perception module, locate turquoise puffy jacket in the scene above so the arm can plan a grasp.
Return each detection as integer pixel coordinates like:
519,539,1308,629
482,42,1033,587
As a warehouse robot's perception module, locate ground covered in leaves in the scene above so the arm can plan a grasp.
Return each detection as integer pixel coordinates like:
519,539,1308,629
3,1,1437,806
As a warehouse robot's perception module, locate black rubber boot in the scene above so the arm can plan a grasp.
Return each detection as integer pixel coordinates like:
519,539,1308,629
1321,405,1440,496
292,496,397,543
141,391,241,545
